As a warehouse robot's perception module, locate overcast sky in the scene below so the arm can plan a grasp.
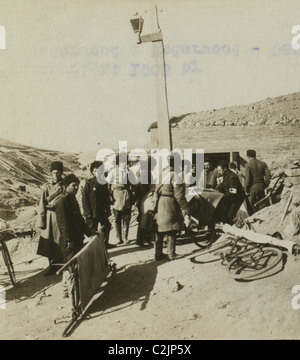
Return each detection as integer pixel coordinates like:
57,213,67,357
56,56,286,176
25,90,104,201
0,0,299,153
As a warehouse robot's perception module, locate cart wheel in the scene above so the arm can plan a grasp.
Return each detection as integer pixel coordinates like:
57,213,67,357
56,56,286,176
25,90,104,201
226,246,283,280
2,242,17,286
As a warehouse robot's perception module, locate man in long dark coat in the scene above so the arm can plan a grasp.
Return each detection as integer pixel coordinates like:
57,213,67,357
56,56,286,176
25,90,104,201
55,174,91,297
81,161,114,249
36,161,64,275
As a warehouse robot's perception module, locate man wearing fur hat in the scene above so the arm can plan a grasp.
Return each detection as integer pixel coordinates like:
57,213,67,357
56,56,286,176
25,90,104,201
55,174,91,262
55,174,91,298
36,161,64,275
244,150,271,209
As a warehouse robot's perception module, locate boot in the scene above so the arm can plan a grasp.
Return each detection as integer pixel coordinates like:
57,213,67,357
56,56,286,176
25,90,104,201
135,224,144,246
122,219,130,244
167,234,176,260
104,228,115,249
155,234,167,261
115,221,123,245
43,259,57,277
167,234,184,261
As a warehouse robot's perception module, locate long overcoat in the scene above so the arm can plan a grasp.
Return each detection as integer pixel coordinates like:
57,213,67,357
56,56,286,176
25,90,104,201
55,193,91,262
81,177,111,220
155,171,190,233
36,181,63,261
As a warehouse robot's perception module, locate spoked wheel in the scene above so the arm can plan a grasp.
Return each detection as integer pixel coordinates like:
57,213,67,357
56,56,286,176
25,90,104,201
1,242,17,286
190,237,235,264
192,229,213,248
192,222,222,249
226,246,283,280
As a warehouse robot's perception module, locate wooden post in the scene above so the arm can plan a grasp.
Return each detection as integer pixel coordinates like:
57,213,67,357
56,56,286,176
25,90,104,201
149,5,172,152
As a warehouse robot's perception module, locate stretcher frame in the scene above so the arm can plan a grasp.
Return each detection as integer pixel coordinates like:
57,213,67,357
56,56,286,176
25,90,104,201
55,233,115,337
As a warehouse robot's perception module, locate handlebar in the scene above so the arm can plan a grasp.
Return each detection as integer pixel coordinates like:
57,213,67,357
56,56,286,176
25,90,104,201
0,228,35,242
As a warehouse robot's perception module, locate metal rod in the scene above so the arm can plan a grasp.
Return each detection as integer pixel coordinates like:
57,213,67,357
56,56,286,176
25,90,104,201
280,193,293,225
56,256,77,275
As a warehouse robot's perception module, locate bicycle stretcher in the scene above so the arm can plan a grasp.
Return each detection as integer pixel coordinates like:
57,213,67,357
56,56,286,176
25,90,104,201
55,230,114,337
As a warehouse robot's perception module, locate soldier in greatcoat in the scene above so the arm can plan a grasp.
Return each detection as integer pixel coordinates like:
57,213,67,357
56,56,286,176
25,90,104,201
154,158,191,261
36,161,64,275
55,174,91,297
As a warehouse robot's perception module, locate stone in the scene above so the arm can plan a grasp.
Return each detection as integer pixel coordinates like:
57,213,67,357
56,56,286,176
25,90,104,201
214,120,224,126
288,177,300,185
172,281,184,292
292,208,300,235
285,168,300,177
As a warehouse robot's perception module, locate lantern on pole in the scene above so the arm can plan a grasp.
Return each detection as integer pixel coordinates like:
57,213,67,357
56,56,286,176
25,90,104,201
129,6,172,152
130,12,144,44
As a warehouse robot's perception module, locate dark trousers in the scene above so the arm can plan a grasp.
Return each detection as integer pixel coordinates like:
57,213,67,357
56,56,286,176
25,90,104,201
155,231,176,259
223,197,245,225
113,207,131,241
249,183,265,207
136,223,154,245
61,241,83,263
86,217,111,245
136,201,153,245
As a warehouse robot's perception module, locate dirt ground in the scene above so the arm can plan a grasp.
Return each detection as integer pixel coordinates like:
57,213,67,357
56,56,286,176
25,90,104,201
1,215,300,341
0,90,299,341
0,132,299,340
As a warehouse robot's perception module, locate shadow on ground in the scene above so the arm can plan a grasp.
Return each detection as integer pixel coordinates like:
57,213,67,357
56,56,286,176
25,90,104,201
107,241,153,259
62,258,167,337
88,259,161,315
3,267,62,303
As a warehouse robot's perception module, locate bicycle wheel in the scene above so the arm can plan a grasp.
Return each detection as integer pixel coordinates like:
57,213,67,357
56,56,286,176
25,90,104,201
190,237,235,264
226,246,283,280
2,242,17,286
193,230,215,248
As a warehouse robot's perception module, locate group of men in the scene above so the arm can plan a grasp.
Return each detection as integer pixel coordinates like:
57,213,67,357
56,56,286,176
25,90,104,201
36,162,91,283
203,149,271,224
36,149,271,290
36,157,147,279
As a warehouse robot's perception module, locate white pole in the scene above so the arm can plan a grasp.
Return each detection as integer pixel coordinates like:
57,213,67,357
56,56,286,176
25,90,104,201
149,5,172,152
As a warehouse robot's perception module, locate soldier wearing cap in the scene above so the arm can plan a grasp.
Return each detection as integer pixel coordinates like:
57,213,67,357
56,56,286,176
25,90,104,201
36,161,64,275
244,150,271,209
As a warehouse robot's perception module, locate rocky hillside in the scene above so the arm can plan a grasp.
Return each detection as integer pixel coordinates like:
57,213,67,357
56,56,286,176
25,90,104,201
0,138,79,222
149,92,300,130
